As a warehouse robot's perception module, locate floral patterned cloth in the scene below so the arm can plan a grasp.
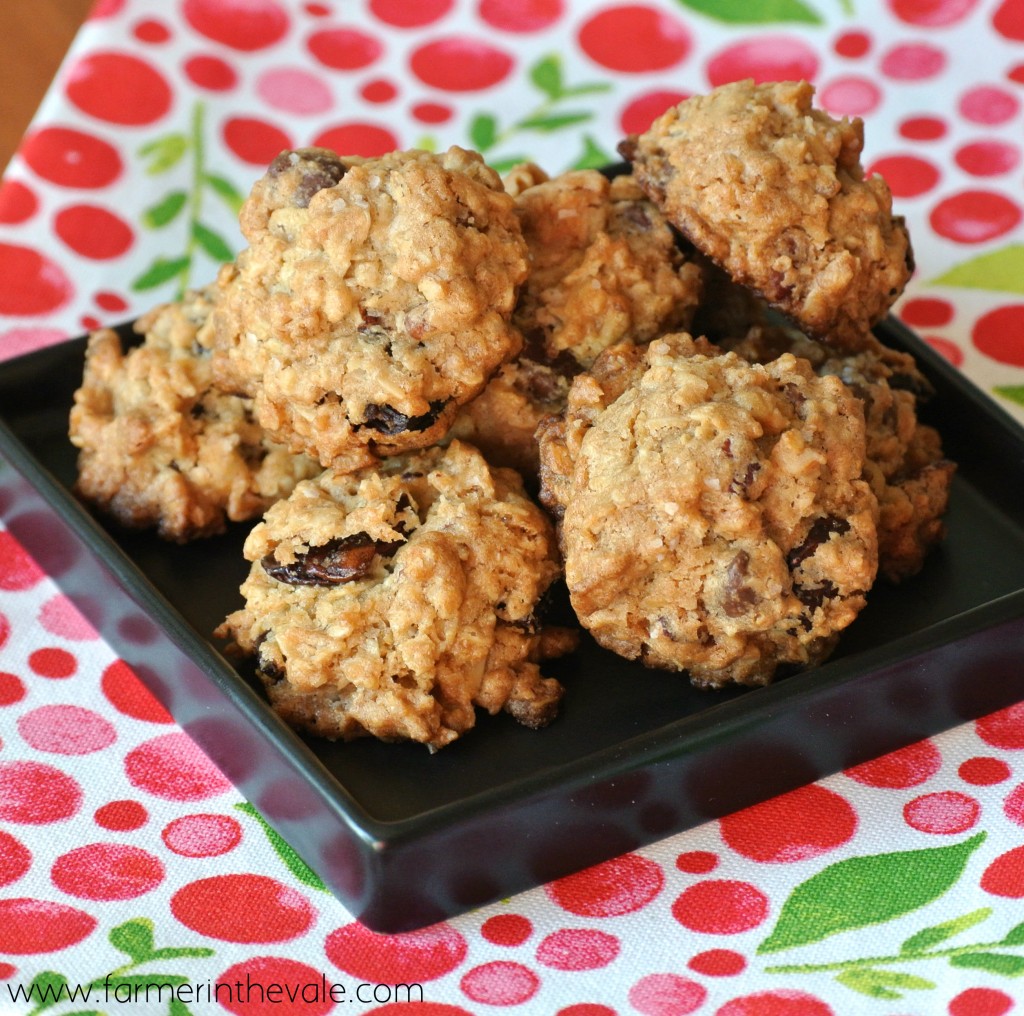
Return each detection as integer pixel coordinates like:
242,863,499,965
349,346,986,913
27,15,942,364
1,1,1024,1014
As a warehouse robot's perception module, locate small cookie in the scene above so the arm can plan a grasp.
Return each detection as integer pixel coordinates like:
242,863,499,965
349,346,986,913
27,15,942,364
514,169,703,366
211,146,529,471
217,441,576,750
621,79,912,350
538,333,879,687
69,286,320,543
451,168,703,476
446,355,573,477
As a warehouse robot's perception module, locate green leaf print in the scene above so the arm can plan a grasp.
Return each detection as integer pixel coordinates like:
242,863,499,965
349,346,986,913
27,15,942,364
133,102,241,298
469,113,499,152
131,255,191,291
529,54,563,99
932,244,1024,293
674,0,823,24
995,386,1024,408
757,832,986,953
1003,920,1024,945
139,133,188,174
109,918,156,963
468,53,610,171
518,111,592,132
142,190,187,229
835,968,935,999
235,801,329,891
572,135,616,170
203,173,245,215
949,952,1024,976
899,907,992,953
24,922,214,1016
192,221,235,262
24,972,70,1015
148,946,219,961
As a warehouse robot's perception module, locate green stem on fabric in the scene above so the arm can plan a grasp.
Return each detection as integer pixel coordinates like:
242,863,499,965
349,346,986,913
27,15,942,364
178,101,207,300
765,938,1024,975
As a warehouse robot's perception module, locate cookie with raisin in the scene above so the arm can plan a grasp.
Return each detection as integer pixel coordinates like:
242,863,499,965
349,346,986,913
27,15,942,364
621,79,912,350
538,333,879,687
69,285,319,542
217,441,576,750
718,317,954,582
451,168,702,476
211,146,529,472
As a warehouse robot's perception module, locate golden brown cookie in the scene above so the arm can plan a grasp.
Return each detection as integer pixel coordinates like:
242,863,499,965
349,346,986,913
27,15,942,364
217,441,576,750
621,79,913,350
69,286,320,543
211,146,529,471
538,333,879,687
451,168,703,476
720,324,954,582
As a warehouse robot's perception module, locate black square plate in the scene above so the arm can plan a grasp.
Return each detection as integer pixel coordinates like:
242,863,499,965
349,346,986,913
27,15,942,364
2,315,1023,932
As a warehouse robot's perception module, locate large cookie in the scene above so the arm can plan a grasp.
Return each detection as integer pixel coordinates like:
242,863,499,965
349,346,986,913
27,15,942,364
69,286,319,543
211,146,529,471
621,79,912,350
538,333,879,687
217,441,576,750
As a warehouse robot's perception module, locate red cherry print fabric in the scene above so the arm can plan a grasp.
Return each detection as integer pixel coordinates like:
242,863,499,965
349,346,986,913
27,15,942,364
546,853,664,915
324,922,468,982
50,842,165,900
183,0,289,51
719,785,856,862
0,898,97,954
171,874,315,942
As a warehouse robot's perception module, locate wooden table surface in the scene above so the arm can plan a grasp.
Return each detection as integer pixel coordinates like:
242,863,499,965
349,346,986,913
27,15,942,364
0,0,96,172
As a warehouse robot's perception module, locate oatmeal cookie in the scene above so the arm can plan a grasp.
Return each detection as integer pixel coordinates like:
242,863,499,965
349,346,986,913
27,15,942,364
69,286,320,543
721,326,954,582
451,168,703,475
446,354,574,477
513,169,702,366
211,146,529,471
217,440,576,750
538,333,879,687
621,79,912,350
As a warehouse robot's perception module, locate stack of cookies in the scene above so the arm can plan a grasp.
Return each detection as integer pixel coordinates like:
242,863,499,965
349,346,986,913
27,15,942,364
69,79,954,749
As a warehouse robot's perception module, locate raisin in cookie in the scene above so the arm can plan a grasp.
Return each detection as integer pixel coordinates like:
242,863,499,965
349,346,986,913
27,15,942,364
450,168,702,476
238,147,364,242
537,333,878,687
211,146,529,471
621,79,912,350
217,441,576,750
69,286,320,542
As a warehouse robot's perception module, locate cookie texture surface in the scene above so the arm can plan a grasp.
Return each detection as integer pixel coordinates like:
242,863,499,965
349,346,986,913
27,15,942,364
217,441,576,750
721,326,954,582
622,79,912,349
212,146,529,470
451,168,702,476
69,287,320,543
538,333,879,687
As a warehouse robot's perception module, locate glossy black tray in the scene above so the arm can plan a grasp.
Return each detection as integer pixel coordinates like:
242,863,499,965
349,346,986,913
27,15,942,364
2,316,1023,931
